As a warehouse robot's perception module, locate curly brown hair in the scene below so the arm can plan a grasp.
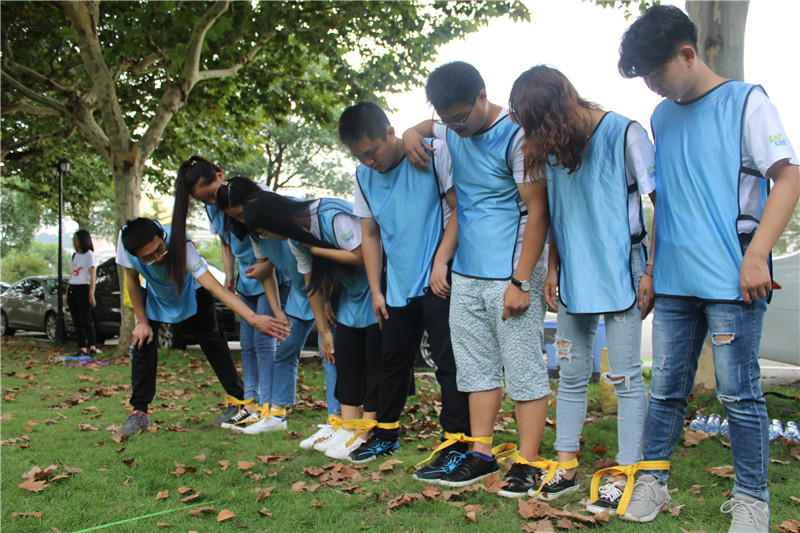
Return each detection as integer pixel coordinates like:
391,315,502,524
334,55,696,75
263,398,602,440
509,65,602,182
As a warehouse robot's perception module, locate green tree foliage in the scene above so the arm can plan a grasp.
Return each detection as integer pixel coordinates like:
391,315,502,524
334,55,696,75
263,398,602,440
0,188,41,256
1,242,70,284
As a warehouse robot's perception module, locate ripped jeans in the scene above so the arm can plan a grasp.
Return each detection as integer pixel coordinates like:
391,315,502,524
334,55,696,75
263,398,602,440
643,296,769,502
553,280,647,466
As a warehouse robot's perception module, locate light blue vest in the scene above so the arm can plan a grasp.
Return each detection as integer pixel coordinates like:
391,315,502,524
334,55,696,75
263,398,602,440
125,226,197,324
292,199,376,328
652,81,768,302
256,237,314,321
355,148,444,306
447,115,523,279
206,205,262,297
548,112,645,314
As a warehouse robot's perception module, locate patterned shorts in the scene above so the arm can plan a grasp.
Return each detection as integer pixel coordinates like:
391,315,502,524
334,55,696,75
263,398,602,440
449,268,550,401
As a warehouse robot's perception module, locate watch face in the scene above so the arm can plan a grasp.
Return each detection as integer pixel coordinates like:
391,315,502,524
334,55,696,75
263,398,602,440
520,280,532,292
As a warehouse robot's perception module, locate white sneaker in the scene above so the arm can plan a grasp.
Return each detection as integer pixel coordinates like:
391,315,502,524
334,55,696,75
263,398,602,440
221,411,259,429
619,475,670,522
325,435,367,460
300,423,338,450
240,416,287,435
314,427,354,453
721,494,770,533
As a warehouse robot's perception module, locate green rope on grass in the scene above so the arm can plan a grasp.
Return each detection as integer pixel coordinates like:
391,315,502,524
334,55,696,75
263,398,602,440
70,500,216,532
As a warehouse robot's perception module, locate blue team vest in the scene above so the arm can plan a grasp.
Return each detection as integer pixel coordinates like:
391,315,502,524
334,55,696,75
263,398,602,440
125,226,198,324
548,112,645,314
294,199,375,328
256,236,314,321
205,205,262,297
652,81,768,302
355,147,444,306
447,115,523,279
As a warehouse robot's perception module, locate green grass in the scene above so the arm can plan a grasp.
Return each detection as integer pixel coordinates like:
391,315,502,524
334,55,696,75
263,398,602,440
1,336,798,532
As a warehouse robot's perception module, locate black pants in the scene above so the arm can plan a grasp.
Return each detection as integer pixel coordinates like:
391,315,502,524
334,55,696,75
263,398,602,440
333,322,381,412
129,287,244,412
377,291,470,435
67,284,96,349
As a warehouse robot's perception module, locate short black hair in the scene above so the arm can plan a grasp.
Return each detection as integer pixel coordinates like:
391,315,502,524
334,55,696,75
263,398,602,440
425,61,485,112
338,102,391,146
74,229,94,253
618,4,698,78
121,218,162,257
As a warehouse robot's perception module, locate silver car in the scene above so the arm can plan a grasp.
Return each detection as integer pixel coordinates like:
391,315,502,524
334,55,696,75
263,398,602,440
1,275,72,340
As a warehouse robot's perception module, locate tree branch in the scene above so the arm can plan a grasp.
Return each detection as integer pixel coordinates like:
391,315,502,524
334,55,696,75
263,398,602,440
0,70,70,115
1,126,77,161
1,100,62,116
197,30,275,81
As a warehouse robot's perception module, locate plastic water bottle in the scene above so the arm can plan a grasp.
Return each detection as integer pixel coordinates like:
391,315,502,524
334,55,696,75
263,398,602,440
689,414,708,431
784,421,800,444
768,419,784,441
706,414,722,435
720,418,729,437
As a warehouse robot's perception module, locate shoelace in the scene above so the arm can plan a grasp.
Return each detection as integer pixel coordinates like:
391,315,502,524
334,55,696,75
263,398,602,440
720,498,766,527
597,481,625,501
590,461,670,516
527,458,579,498
440,452,469,473
546,468,566,486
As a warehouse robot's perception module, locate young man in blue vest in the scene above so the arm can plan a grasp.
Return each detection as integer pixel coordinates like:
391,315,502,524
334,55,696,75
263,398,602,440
337,102,471,472
618,6,799,531
404,62,551,495
116,218,290,436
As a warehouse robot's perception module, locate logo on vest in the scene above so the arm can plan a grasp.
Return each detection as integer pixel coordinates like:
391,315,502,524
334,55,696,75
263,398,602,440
769,133,786,147
340,230,355,243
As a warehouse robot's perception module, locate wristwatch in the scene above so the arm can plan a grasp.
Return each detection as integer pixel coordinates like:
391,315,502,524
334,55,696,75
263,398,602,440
510,276,531,292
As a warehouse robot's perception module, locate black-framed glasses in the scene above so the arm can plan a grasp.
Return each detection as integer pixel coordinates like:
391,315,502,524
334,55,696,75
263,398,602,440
140,240,168,265
433,97,478,127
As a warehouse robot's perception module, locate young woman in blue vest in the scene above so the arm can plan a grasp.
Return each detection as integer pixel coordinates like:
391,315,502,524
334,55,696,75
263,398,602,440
223,189,382,461
216,177,341,442
510,65,656,516
171,156,285,433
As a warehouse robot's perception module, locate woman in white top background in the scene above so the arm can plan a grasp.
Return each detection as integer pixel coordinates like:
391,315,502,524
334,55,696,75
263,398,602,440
64,229,99,358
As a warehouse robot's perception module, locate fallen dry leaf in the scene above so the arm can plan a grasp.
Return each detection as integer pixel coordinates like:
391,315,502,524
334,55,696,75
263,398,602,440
522,519,556,532
387,493,423,510
122,457,137,468
156,522,169,527
218,460,230,471
256,487,274,503
671,504,686,517
217,509,235,522
705,465,735,478
178,486,192,494
257,508,272,517
379,459,403,472
194,454,206,461
188,506,214,517
181,492,203,503
555,517,574,529
310,501,325,508
465,511,477,522
790,496,800,504
237,461,255,471
155,490,169,500
683,429,710,447
778,519,800,533
11,511,43,518
688,484,703,495
17,477,48,493
421,486,440,500
291,481,306,492
590,444,608,454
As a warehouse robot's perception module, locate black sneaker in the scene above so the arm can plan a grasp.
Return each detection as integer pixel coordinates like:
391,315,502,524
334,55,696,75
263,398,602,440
533,469,579,500
211,405,240,426
348,434,399,463
413,441,470,483
438,452,499,487
497,462,541,498
586,480,626,515
118,410,151,436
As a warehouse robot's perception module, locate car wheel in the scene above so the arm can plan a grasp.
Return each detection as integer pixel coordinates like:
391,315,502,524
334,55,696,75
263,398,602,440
415,329,437,370
45,313,59,341
157,323,176,349
1,311,15,337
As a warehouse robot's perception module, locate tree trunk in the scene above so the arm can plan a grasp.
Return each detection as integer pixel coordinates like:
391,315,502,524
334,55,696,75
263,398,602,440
112,159,140,357
685,1,749,393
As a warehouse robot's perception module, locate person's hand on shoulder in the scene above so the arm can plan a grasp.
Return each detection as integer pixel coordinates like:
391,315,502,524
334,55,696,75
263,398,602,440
403,127,434,170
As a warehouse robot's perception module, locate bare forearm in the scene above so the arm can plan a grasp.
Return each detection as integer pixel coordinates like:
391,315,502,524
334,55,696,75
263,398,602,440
125,269,147,323
197,271,257,323
746,165,800,260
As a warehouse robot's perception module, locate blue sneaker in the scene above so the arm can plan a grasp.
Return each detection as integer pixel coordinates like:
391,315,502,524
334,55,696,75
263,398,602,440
348,434,399,463
413,441,470,483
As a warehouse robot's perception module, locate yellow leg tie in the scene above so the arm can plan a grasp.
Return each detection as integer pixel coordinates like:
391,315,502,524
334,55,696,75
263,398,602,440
589,460,670,516
224,395,255,408
528,458,580,498
327,415,342,428
268,406,287,418
342,420,399,447
416,432,469,468
491,443,518,460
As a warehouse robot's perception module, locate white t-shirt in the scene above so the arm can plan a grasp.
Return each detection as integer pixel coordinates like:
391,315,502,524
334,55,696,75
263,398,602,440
68,251,99,285
624,122,656,236
353,138,455,225
115,232,208,288
289,200,362,275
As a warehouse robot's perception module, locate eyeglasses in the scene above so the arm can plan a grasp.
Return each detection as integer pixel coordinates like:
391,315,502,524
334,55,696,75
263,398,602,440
508,106,520,125
433,97,478,127
140,241,168,265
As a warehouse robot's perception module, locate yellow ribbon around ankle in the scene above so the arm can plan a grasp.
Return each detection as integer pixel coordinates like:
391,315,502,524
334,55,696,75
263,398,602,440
224,395,255,409
528,458,580,498
415,433,487,467
491,442,518,460
268,406,287,418
342,420,399,447
327,415,342,429
589,460,670,516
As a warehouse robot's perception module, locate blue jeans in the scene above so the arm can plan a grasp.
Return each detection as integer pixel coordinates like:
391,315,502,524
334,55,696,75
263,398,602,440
554,247,646,466
239,293,276,407
270,315,341,416
643,296,769,502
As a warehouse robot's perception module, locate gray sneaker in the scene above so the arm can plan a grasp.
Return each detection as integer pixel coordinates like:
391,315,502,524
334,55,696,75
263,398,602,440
721,494,770,533
119,410,151,435
211,405,239,426
619,475,670,522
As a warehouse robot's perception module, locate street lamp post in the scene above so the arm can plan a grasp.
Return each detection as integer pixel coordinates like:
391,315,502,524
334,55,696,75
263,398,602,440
51,158,70,345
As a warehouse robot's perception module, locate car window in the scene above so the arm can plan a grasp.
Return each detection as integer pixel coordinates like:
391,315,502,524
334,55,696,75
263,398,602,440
19,279,38,295
43,278,65,295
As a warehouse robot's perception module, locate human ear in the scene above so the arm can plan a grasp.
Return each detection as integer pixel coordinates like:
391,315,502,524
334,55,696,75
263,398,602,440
678,45,696,66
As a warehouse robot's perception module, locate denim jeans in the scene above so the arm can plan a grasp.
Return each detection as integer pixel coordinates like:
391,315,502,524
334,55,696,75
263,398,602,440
239,293,277,407
554,246,646,466
270,315,341,416
643,296,769,502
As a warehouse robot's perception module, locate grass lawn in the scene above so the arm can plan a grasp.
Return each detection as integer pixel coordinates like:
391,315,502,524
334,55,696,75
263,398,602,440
1,336,798,533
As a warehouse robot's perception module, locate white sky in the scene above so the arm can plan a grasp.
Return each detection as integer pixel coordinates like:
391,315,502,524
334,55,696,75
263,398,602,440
385,0,799,145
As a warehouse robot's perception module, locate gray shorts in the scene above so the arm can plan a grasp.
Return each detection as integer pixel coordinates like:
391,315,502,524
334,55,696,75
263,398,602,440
449,268,549,401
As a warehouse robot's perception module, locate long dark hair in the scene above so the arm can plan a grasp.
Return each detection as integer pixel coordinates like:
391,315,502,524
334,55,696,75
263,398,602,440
509,65,602,182
237,189,352,296
74,229,94,253
169,155,222,294
215,176,263,241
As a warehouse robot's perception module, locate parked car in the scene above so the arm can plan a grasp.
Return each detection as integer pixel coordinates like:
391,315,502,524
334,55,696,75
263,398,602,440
760,251,800,365
1,282,10,293
1,276,69,340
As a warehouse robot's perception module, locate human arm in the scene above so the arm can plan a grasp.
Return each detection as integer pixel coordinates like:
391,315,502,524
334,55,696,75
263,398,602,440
88,266,96,307
403,120,437,169
741,160,800,303
196,270,290,340
361,217,388,327
503,180,549,320
125,267,152,349
305,272,335,363
430,188,459,299
254,259,289,326
220,238,236,293
543,238,559,313
637,191,657,319
306,244,364,265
